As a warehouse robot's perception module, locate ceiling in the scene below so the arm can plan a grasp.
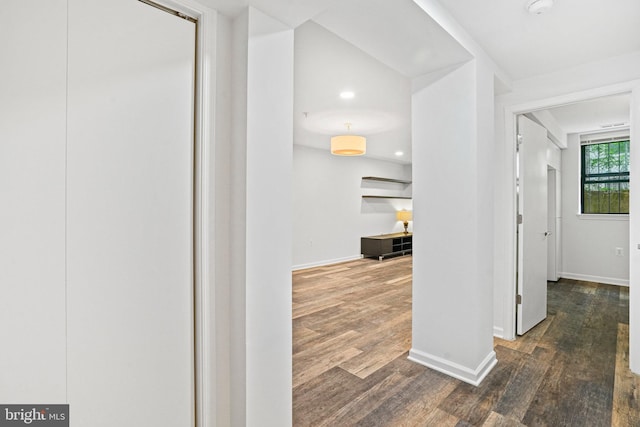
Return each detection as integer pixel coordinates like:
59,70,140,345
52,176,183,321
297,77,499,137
200,0,640,158
293,2,472,163
294,21,413,161
203,0,640,80
542,93,631,135
437,0,640,81
312,0,472,79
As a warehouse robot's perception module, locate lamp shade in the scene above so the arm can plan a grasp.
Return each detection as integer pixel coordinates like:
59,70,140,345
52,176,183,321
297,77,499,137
330,135,366,156
396,210,412,222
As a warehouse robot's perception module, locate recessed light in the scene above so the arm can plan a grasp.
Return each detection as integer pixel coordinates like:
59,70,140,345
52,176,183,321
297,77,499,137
395,151,404,156
340,91,355,99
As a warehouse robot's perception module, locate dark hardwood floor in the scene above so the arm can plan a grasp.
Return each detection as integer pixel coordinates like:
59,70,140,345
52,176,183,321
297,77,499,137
292,256,640,426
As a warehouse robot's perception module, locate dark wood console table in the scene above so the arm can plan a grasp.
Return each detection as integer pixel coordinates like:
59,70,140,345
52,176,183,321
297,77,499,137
361,232,412,261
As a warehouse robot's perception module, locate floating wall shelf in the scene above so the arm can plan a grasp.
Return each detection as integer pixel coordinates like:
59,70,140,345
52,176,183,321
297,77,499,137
362,195,412,200
362,176,412,200
362,176,412,185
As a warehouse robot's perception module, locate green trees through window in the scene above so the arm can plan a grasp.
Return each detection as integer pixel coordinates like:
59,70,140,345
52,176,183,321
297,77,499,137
581,139,630,214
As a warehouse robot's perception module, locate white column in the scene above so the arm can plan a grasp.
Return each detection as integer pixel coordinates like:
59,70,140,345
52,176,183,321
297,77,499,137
230,7,294,426
409,59,496,385
630,86,640,373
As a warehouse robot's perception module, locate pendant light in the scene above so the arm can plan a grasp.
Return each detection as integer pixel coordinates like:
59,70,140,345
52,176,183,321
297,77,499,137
331,123,366,156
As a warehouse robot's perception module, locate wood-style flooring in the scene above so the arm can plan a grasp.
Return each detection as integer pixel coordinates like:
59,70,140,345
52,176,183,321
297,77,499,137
292,256,640,426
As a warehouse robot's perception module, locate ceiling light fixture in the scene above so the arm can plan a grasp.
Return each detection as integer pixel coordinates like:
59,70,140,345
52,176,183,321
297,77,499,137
526,0,553,15
340,91,355,99
331,123,366,156
395,151,404,156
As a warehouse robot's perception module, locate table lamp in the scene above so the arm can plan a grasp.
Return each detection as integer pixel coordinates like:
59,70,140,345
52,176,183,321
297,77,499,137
396,210,412,235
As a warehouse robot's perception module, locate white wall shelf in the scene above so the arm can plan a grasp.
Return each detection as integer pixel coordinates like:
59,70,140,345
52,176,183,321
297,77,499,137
362,195,412,200
362,176,412,199
362,176,412,185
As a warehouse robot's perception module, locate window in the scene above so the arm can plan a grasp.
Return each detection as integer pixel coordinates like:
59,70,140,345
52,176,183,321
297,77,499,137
581,139,630,214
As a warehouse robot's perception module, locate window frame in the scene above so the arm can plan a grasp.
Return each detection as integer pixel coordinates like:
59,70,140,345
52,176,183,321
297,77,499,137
580,137,630,215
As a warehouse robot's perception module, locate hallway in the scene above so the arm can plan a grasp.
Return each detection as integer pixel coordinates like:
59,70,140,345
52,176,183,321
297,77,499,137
292,257,639,426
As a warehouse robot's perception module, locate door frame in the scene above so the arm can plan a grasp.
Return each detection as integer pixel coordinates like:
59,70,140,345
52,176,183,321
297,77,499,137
149,1,218,425
547,166,559,282
500,81,638,341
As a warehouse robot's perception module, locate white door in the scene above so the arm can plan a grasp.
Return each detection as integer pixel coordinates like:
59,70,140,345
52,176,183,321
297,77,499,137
0,0,68,402
517,115,549,335
66,1,196,425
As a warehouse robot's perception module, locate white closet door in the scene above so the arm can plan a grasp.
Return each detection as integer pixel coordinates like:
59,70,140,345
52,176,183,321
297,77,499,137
0,0,67,402
66,1,195,425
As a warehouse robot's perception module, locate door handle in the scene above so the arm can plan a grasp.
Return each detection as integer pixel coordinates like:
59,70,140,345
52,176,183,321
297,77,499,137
544,231,552,237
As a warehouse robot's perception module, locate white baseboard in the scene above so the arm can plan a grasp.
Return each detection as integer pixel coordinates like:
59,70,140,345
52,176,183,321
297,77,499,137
494,327,516,341
408,348,497,386
559,272,629,287
292,255,363,271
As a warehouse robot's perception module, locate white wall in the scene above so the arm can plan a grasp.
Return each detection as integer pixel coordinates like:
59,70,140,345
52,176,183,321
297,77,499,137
560,133,630,286
0,0,67,402
547,139,562,170
410,59,496,385
292,146,411,269
230,7,294,426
